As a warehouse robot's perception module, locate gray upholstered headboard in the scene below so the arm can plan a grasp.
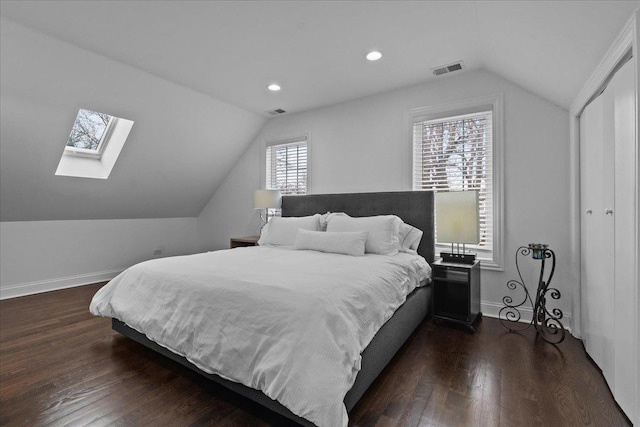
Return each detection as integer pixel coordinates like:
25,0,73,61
281,191,435,263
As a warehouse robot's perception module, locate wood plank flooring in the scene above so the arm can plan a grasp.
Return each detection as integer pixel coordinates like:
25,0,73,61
0,283,630,426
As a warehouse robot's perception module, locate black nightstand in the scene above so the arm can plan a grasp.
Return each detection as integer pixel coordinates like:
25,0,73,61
432,259,481,332
230,236,260,248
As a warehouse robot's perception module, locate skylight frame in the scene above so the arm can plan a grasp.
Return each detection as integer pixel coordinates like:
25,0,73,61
56,109,134,180
64,109,117,160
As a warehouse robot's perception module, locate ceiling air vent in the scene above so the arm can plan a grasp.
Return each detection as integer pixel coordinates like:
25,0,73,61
266,108,286,116
431,61,465,77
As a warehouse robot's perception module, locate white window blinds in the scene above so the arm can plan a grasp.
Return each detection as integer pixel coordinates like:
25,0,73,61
412,110,493,252
266,139,307,195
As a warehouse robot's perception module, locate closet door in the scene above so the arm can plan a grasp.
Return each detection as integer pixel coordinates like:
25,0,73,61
580,94,615,380
580,57,636,421
611,59,636,418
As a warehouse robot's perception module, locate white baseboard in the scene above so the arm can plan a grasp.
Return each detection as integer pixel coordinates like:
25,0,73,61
480,299,573,333
0,270,122,300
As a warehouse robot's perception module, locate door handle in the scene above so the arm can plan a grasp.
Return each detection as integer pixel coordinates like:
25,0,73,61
605,208,613,215
585,209,592,215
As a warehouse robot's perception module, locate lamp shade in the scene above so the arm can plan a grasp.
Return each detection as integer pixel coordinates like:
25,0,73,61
435,191,480,244
253,189,281,209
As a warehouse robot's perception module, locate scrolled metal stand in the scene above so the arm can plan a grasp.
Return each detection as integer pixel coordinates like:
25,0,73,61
499,244,566,344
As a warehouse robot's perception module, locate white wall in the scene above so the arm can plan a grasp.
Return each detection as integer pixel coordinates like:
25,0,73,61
0,17,266,222
0,218,198,299
0,19,267,300
197,70,572,326
198,141,264,248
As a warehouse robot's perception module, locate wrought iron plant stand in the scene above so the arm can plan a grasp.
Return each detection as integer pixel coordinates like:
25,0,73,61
499,243,566,344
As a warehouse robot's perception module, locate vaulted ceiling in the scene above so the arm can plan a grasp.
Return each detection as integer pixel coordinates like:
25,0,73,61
0,1,637,222
2,1,637,114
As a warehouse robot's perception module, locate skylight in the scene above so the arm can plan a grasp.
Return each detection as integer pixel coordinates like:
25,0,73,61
65,109,114,159
56,108,134,180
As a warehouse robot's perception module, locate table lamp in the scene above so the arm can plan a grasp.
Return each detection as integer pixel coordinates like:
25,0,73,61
254,189,281,231
435,191,480,264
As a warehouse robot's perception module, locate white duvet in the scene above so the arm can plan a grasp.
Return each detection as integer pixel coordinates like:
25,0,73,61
90,246,431,427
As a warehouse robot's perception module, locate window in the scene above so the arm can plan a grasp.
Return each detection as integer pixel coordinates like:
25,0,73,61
65,109,115,159
56,108,134,180
263,134,308,218
265,137,308,195
410,95,503,269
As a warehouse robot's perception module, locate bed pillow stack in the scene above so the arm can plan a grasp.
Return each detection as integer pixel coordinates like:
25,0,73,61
257,214,321,246
258,213,423,257
325,214,401,256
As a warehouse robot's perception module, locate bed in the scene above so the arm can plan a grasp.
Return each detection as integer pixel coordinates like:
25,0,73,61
93,191,434,426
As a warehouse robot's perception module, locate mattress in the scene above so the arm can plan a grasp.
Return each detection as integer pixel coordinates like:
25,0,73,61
90,246,431,427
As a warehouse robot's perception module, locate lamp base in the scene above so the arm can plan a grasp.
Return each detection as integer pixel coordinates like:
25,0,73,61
440,252,476,264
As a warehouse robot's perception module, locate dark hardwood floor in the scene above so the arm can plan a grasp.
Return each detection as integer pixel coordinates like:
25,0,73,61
0,283,630,427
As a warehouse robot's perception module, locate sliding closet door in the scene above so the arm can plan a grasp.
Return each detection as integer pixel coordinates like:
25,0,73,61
612,59,636,417
580,94,614,379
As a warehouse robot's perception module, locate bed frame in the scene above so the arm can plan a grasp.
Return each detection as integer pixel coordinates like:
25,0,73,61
113,190,434,426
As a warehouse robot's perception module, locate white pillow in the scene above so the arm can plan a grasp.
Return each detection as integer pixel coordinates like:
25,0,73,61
399,223,423,254
294,229,368,256
318,212,348,231
258,214,321,246
326,215,401,255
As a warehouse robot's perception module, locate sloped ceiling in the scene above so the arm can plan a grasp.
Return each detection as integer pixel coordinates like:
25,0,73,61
0,18,266,221
1,1,637,115
0,1,638,222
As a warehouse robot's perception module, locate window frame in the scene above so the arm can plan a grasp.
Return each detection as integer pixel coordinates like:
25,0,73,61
56,109,134,180
407,94,504,270
64,109,117,160
262,131,310,197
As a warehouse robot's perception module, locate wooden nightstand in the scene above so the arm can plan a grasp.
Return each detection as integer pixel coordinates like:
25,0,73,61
230,236,260,249
432,259,481,332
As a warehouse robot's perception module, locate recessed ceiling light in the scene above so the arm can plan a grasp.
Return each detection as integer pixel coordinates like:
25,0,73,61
267,83,281,91
366,51,382,61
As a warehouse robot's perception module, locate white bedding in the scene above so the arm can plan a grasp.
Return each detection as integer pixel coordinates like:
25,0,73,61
90,246,431,427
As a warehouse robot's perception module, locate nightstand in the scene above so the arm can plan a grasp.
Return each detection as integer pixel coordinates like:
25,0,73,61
432,259,481,332
230,236,260,249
